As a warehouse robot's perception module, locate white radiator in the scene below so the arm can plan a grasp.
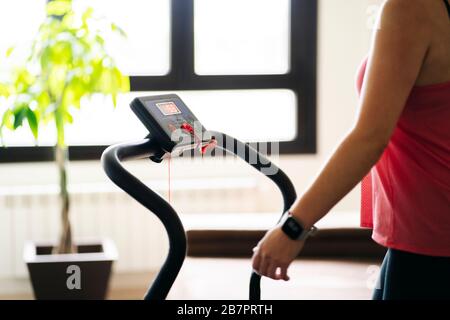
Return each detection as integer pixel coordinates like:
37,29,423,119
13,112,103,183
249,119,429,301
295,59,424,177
0,177,263,279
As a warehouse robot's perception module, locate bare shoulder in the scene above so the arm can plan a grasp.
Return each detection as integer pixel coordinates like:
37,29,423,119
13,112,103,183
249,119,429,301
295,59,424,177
377,0,437,34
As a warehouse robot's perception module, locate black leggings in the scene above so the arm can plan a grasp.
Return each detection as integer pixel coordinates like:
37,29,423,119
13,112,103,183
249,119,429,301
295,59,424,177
373,248,450,300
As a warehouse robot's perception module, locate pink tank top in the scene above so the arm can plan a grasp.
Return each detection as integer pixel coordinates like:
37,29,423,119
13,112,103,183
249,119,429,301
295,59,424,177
357,58,450,257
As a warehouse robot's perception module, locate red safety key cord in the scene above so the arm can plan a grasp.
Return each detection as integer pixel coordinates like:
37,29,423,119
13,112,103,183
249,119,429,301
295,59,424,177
181,122,217,155
201,138,217,155
167,155,171,204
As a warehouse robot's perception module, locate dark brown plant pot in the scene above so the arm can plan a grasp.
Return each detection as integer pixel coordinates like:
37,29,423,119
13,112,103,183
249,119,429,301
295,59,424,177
24,239,118,300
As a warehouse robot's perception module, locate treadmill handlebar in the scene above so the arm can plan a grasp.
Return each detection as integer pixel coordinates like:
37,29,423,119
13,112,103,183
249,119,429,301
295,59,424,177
101,132,297,301
210,132,297,300
101,139,187,300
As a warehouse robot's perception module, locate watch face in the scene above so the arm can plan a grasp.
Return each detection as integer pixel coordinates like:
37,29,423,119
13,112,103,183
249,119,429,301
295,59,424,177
282,216,304,240
287,219,301,232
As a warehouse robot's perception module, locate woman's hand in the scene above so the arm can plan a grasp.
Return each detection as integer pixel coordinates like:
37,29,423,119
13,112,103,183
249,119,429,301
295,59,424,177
252,225,305,281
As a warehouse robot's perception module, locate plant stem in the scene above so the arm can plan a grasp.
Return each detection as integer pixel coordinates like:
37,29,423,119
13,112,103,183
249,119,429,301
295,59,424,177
54,132,75,254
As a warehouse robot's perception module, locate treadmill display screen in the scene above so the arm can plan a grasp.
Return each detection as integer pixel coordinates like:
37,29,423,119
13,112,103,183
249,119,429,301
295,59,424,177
131,94,209,154
156,102,181,116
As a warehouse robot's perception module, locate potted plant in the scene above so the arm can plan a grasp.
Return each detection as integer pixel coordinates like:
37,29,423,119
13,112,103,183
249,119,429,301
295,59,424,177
0,0,129,299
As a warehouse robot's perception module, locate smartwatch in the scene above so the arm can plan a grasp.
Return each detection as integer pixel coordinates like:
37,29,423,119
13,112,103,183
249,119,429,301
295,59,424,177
281,212,318,241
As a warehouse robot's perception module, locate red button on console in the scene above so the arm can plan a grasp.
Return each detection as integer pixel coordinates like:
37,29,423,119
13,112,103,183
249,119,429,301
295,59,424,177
180,123,194,134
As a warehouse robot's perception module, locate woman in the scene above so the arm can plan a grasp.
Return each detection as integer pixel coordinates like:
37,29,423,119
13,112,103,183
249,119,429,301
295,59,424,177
252,0,450,300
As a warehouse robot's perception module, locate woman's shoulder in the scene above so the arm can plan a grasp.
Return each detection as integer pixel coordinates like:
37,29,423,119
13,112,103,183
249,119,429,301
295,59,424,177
376,0,436,36
381,0,438,15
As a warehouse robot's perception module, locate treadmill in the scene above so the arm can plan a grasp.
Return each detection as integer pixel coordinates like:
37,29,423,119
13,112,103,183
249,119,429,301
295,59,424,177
101,94,297,300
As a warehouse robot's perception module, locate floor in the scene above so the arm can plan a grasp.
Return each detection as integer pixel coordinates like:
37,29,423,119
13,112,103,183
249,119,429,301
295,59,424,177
168,257,378,300
0,257,381,300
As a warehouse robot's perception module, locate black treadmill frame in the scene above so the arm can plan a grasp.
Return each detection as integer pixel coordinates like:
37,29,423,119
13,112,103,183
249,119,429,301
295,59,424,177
101,131,297,300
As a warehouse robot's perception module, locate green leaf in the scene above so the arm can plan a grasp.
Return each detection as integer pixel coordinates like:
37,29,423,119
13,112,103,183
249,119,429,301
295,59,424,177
26,108,39,139
117,71,130,92
13,107,27,129
6,46,15,57
0,83,10,97
82,7,94,25
14,68,35,92
98,67,114,93
1,109,14,130
36,91,51,110
111,93,117,108
43,40,73,67
46,0,72,16
64,111,73,124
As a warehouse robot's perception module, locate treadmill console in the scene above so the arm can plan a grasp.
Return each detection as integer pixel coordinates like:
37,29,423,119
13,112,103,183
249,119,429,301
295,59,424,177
130,94,212,155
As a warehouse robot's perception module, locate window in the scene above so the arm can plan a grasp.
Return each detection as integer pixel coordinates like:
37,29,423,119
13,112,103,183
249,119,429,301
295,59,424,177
194,0,290,75
0,0,317,162
77,0,171,75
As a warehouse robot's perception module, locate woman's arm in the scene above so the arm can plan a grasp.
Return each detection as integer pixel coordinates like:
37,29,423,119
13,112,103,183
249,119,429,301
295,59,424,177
252,0,431,280
293,0,431,229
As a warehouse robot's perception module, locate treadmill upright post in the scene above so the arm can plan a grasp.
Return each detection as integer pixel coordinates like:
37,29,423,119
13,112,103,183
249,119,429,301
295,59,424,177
101,138,187,300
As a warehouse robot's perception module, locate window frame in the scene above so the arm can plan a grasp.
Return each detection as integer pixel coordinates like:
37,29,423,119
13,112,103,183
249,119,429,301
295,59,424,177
0,0,317,163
